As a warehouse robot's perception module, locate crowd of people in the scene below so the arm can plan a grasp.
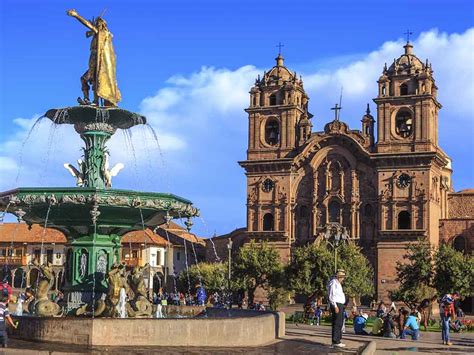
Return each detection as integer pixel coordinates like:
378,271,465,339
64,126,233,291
353,292,465,345
324,270,467,348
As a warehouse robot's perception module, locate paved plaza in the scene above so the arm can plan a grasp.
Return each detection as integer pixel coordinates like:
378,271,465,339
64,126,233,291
2,323,472,354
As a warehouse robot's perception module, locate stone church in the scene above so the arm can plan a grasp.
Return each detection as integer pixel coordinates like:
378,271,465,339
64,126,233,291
208,41,473,303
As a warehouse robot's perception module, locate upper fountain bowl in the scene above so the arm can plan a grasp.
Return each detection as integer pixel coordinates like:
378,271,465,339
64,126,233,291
45,106,147,135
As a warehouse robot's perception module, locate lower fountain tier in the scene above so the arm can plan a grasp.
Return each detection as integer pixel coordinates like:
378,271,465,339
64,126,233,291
12,309,285,347
0,187,199,233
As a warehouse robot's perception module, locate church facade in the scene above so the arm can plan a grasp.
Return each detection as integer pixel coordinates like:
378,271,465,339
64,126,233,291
237,41,473,301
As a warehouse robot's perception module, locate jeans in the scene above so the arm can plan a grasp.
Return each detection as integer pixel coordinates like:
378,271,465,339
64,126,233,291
441,315,450,342
401,328,419,340
331,303,344,344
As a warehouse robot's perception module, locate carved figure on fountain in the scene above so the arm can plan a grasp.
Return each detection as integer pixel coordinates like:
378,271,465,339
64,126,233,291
29,262,63,317
128,264,153,317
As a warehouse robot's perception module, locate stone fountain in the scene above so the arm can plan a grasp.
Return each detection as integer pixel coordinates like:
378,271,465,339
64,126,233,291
0,9,199,315
0,9,283,348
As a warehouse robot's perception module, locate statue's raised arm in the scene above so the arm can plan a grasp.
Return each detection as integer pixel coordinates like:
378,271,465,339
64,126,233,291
66,9,121,107
67,9,97,33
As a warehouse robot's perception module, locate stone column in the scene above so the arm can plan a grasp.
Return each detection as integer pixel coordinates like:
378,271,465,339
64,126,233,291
257,205,262,231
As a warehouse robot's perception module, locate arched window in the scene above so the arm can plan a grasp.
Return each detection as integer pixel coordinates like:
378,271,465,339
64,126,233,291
265,119,280,146
400,83,408,95
328,200,341,223
263,213,274,231
269,93,277,106
364,204,373,218
299,205,308,218
252,96,257,106
395,109,413,138
453,236,466,253
398,211,411,229
382,85,386,96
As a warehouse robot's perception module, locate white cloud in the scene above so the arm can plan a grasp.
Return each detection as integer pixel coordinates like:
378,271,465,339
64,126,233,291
303,28,474,129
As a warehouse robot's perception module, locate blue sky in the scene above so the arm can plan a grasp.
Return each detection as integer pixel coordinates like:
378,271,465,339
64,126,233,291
1,0,473,235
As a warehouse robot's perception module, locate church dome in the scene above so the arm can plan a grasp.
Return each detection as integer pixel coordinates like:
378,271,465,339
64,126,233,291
264,54,297,83
387,43,425,75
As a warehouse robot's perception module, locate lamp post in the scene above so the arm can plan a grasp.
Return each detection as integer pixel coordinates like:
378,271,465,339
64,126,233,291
323,223,349,273
227,239,233,308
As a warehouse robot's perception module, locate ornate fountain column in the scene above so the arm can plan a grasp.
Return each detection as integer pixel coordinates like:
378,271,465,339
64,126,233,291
81,131,111,189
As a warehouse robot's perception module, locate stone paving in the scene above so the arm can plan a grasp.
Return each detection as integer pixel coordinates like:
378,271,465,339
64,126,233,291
287,323,474,354
3,324,473,354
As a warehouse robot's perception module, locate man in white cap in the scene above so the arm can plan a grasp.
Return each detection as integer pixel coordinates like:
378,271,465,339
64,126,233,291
327,269,346,348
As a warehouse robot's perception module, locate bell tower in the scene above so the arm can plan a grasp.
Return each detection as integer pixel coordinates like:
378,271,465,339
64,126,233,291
240,53,312,262
373,40,452,301
374,41,441,153
245,53,311,160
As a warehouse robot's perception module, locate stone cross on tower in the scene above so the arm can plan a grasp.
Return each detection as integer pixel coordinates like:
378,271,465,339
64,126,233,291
331,103,342,121
276,42,284,55
331,87,343,121
404,29,413,43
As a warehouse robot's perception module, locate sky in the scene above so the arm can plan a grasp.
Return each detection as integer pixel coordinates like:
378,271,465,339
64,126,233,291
0,0,473,236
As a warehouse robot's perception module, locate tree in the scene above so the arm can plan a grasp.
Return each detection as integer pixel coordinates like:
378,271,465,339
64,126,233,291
286,241,374,303
178,262,227,295
433,243,474,297
390,241,436,308
286,242,333,298
233,240,282,305
337,243,375,301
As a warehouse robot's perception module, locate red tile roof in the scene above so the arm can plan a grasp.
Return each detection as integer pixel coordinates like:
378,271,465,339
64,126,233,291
157,221,206,245
121,229,169,246
0,223,203,247
0,223,67,244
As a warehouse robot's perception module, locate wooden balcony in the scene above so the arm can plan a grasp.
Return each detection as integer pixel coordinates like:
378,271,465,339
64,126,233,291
0,256,26,265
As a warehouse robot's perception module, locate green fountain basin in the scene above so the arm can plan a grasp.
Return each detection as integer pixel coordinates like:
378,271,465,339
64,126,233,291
45,106,146,130
0,187,199,234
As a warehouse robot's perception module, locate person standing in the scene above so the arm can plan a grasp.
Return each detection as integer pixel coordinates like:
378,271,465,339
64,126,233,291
196,284,207,306
439,292,460,346
418,296,437,331
0,294,18,348
327,269,346,348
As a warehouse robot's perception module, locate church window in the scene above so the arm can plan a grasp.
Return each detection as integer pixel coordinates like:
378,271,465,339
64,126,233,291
382,85,386,96
395,109,413,138
400,83,408,95
269,93,277,106
328,200,341,223
364,204,373,217
453,235,466,253
365,126,370,135
263,213,274,231
299,205,308,218
252,96,257,106
265,119,280,146
397,211,411,230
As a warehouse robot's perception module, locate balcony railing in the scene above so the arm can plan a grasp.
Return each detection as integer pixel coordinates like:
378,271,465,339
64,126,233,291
0,256,25,265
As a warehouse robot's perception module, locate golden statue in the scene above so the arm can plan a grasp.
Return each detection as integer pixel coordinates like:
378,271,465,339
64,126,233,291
67,9,121,106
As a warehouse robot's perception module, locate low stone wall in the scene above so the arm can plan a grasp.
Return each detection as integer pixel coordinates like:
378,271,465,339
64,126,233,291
12,309,285,347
